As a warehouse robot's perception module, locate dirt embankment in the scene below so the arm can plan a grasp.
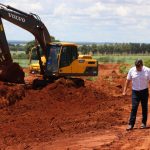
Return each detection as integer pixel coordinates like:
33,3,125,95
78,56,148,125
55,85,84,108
0,82,25,108
3,64,148,149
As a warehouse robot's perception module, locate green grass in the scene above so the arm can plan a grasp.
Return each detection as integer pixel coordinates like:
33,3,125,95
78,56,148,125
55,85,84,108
10,51,26,55
93,55,150,65
11,51,38,68
13,59,38,68
119,64,130,74
12,54,150,68
86,77,98,81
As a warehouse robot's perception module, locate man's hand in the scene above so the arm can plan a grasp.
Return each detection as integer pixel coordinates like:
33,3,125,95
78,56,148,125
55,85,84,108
122,79,130,96
122,91,126,96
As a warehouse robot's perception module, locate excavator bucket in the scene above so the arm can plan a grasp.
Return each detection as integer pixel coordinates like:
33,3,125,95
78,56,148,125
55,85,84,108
0,62,25,83
0,18,24,83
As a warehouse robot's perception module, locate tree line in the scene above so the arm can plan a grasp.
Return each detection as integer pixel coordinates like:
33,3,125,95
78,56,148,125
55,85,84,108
9,35,59,59
9,40,150,58
78,43,150,55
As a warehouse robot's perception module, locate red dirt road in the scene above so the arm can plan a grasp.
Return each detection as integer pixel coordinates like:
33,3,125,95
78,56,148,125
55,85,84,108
0,64,150,149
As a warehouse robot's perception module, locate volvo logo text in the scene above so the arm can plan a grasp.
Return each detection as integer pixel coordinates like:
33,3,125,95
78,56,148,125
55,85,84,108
8,13,26,22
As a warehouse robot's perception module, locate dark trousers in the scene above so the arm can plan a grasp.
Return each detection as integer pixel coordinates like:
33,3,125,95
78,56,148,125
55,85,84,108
129,88,149,126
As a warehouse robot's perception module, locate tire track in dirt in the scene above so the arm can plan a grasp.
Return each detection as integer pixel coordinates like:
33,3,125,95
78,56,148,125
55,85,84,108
102,101,150,150
106,129,150,149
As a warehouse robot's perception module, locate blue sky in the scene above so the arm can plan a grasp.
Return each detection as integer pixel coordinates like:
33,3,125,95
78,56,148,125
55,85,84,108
1,0,150,43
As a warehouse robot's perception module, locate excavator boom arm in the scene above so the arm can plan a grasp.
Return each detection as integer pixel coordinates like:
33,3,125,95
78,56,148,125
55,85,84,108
0,4,51,51
0,18,12,65
0,3,51,74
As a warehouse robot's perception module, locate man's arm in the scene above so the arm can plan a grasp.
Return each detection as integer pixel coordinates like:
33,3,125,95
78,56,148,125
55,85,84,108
123,79,131,96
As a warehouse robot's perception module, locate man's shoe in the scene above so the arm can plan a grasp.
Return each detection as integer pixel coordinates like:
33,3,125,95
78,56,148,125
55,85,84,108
126,125,133,131
140,123,146,129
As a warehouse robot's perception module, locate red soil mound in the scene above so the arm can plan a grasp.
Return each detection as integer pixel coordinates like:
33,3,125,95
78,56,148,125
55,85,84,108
0,64,131,149
0,82,25,108
0,62,25,83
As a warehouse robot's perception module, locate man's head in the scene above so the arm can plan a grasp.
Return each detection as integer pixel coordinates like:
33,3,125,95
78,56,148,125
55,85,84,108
135,59,143,71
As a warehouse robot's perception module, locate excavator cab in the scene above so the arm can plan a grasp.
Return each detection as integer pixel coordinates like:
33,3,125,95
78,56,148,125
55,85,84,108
45,42,98,77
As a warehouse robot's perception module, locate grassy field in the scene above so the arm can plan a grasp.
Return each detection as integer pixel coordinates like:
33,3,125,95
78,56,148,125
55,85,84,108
10,51,26,55
93,55,150,65
11,51,38,68
13,59,38,68
12,54,150,68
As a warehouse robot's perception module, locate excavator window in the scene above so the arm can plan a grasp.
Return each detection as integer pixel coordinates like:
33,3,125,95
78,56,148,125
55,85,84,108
60,46,78,68
46,45,60,73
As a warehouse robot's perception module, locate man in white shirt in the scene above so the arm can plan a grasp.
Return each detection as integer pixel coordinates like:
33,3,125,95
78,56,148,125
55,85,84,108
123,59,150,130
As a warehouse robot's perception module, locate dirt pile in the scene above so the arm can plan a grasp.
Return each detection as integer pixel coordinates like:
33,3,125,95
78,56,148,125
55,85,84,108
0,63,25,83
0,82,25,108
0,62,25,83
0,64,133,149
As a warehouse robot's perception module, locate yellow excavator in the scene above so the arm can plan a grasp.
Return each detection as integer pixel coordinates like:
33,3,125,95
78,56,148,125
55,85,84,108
29,42,97,76
0,3,98,85
28,46,46,74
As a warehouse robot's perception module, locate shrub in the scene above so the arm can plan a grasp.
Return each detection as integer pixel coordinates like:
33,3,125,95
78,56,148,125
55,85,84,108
98,56,115,63
119,64,129,74
144,60,150,68
86,77,97,81
12,53,28,59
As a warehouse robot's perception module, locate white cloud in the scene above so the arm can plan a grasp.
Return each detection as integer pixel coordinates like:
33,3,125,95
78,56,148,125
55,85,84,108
88,2,106,12
53,3,72,17
116,6,130,17
29,3,43,11
1,0,150,42
1,0,43,12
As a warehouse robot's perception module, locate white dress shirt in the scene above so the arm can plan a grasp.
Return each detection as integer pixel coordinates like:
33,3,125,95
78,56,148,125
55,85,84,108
127,66,150,91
